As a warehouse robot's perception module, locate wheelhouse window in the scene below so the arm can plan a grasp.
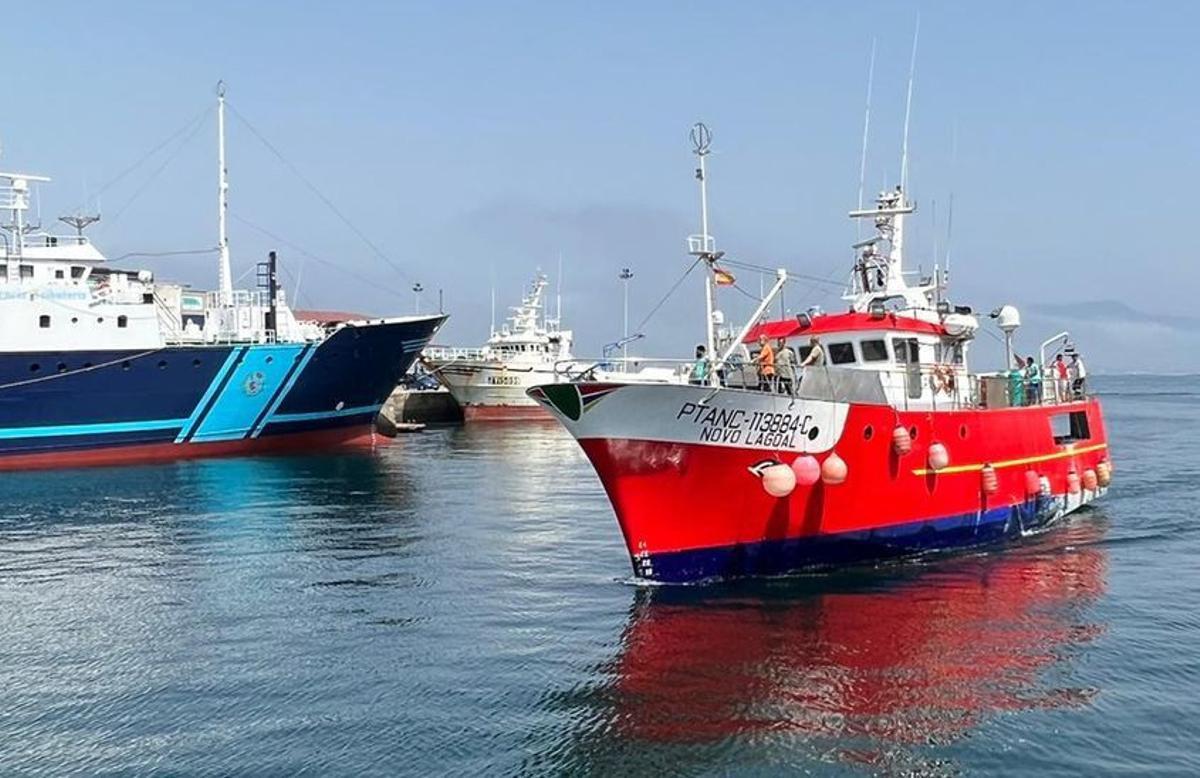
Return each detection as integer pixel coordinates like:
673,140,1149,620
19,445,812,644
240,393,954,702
70,266,86,279
54,268,65,279
828,342,856,365
38,315,50,328
19,264,34,280
1050,411,1091,444
894,338,919,364
117,315,128,328
861,339,889,362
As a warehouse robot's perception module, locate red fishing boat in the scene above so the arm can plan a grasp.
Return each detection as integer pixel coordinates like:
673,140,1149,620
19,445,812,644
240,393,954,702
529,124,1112,583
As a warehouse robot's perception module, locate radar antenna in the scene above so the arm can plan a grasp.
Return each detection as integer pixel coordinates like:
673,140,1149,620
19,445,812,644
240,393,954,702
59,213,101,236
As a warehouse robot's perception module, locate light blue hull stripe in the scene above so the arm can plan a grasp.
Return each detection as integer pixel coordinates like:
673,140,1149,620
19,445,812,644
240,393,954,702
251,343,318,438
190,344,308,443
268,405,381,424
175,347,246,443
0,418,188,440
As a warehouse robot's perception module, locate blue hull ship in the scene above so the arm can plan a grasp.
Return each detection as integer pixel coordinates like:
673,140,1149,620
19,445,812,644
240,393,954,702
0,84,444,470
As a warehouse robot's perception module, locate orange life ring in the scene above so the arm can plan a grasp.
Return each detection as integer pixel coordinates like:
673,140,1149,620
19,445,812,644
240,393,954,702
932,363,956,394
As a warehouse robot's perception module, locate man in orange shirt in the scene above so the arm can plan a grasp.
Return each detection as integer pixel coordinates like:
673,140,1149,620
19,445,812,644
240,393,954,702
756,335,776,392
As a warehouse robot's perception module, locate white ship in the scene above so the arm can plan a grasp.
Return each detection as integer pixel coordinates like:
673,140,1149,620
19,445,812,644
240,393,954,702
423,275,572,420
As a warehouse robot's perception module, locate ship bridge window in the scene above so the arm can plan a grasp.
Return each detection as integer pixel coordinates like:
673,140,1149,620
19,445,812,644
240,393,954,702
894,338,919,364
861,339,889,362
0,263,6,277
117,315,128,328
20,264,34,280
1051,411,1091,445
828,342,857,365
70,266,85,279
55,268,65,280
39,315,50,328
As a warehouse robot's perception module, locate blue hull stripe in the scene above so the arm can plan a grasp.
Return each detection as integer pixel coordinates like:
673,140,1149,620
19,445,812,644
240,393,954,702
175,348,245,443
268,405,380,424
642,497,1067,584
250,343,317,439
0,418,189,441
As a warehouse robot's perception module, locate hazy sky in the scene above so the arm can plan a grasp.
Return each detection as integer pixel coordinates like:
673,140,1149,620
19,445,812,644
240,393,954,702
5,2,1197,369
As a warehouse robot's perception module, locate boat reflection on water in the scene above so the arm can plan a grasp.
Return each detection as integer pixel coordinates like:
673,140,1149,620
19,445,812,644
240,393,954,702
606,515,1109,767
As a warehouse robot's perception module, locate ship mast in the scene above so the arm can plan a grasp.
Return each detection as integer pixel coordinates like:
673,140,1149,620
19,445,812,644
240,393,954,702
216,81,232,306
687,122,720,386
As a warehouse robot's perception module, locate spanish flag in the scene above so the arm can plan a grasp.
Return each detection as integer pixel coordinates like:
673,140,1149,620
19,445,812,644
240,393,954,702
713,267,736,286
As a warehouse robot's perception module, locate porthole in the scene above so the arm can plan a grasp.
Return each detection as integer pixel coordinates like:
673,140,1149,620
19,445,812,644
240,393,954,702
265,356,274,365
909,426,919,441
97,317,105,324
193,358,202,367
29,363,40,373
70,317,78,324
807,426,820,441
56,362,67,373
959,425,969,439
863,425,874,440
82,362,93,369
157,360,167,369
121,360,131,371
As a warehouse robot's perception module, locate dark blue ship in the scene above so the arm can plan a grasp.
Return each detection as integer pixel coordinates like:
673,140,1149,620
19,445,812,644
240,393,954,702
0,85,444,470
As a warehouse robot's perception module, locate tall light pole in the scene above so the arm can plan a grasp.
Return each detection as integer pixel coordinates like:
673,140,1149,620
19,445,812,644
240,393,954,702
619,268,633,369
412,282,424,314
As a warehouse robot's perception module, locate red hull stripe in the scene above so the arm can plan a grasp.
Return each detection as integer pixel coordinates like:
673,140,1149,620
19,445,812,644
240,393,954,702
463,405,556,422
0,425,379,472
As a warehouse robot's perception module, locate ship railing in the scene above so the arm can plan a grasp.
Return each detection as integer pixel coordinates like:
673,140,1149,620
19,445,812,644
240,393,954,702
423,346,489,362
555,356,694,384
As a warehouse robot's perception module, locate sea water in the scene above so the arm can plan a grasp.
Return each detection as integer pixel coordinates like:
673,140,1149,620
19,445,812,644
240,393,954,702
0,375,1195,775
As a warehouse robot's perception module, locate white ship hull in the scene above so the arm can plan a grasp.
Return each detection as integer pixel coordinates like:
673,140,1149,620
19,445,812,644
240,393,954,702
430,360,561,420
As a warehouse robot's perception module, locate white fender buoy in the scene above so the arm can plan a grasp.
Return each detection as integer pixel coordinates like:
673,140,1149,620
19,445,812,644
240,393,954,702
821,452,848,485
1082,468,1098,491
928,442,950,472
761,463,796,498
1067,470,1081,495
1039,475,1051,496
892,425,912,456
791,455,821,487
1096,460,1112,487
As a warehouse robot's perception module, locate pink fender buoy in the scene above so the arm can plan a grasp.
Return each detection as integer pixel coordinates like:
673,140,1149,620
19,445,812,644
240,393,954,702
791,455,821,487
891,425,912,456
1082,468,1099,491
761,463,796,498
1067,470,1081,495
821,452,848,485
1024,470,1041,497
927,442,950,472
981,464,999,494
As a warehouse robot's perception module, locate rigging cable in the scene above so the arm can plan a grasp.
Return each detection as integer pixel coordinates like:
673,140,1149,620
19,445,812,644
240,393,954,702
68,106,214,216
226,104,415,284
631,256,703,335
101,111,213,231
231,212,408,297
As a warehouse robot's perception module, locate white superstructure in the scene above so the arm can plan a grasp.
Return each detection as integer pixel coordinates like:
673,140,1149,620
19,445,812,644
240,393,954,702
0,84,329,355
423,274,574,418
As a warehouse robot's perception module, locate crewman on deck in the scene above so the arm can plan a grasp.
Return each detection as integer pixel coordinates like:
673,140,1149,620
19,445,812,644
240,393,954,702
774,338,796,396
1025,356,1042,405
799,335,825,369
689,345,709,385
755,335,776,392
